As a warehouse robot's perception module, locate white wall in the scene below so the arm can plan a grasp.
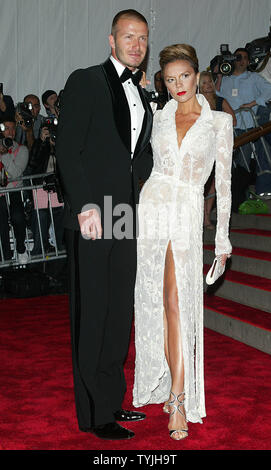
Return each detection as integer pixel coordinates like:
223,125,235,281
0,0,271,112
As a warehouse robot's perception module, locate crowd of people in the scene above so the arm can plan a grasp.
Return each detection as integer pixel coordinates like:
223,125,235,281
1,25,271,262
0,90,64,262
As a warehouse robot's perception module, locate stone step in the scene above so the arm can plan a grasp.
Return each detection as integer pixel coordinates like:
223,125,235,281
230,213,271,230
204,294,271,355
204,244,271,279
230,229,271,252
203,264,271,313
204,227,271,253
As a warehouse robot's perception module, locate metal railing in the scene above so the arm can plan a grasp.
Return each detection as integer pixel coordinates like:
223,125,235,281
0,172,66,269
205,106,271,201
233,106,271,175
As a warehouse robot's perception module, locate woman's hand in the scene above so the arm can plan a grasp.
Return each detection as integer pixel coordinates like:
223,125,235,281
220,253,230,266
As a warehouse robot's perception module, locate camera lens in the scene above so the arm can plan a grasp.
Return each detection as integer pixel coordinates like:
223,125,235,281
220,62,232,74
3,138,13,149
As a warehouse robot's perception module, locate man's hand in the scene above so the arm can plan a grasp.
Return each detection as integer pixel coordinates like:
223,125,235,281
0,144,6,155
139,71,151,89
78,208,102,240
40,127,50,142
15,111,29,132
240,101,257,109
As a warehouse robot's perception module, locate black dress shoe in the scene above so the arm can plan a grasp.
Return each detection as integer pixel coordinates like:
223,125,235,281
114,409,146,422
80,422,135,440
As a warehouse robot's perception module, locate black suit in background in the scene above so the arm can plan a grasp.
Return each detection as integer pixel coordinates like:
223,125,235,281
56,58,153,429
0,95,15,121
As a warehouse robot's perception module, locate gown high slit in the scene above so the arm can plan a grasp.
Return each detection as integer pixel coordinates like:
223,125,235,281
133,94,233,423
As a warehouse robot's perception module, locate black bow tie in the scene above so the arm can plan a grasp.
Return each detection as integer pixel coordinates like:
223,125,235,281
120,68,143,86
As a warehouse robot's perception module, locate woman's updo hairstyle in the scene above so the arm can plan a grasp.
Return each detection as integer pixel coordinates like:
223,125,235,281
159,44,199,76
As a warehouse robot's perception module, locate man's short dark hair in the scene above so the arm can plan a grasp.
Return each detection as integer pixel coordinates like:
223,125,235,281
42,90,57,106
23,94,40,103
1,117,16,125
234,48,250,59
111,9,148,36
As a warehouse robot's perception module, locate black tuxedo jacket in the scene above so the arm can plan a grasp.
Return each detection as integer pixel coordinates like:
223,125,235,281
56,58,153,230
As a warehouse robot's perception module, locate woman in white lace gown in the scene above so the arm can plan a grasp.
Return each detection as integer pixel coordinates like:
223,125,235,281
133,44,233,440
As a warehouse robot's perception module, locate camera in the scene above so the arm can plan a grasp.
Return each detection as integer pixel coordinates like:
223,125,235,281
0,123,13,150
16,102,34,128
210,44,242,76
0,137,13,150
245,28,271,71
142,89,159,103
41,117,58,143
43,173,63,203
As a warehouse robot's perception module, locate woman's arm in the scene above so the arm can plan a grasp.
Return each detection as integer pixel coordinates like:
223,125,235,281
214,113,233,258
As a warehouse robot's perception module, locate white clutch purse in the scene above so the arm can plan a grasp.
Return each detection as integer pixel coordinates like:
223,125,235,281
206,255,226,285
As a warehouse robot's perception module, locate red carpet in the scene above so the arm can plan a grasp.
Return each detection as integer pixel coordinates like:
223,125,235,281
0,295,271,450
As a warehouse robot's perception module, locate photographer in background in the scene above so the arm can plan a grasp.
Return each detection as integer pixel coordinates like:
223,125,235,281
15,94,44,151
256,52,271,83
0,118,29,263
216,47,271,202
42,90,59,118
254,52,271,152
0,84,15,121
26,120,64,255
154,70,169,109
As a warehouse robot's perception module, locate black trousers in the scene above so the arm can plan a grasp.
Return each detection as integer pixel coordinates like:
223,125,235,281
0,191,26,260
65,229,137,428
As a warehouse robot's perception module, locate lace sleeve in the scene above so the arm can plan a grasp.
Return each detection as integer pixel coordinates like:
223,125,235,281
214,113,233,256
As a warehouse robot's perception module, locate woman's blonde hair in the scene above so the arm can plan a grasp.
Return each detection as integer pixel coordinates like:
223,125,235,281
159,44,199,75
199,71,215,93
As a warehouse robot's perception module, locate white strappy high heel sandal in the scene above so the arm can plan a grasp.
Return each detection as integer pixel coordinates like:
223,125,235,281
168,391,188,440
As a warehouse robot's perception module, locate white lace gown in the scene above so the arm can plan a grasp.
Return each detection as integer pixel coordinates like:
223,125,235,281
133,94,233,423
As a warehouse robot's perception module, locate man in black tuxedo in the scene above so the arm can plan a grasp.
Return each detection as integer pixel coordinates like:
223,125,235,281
56,9,153,440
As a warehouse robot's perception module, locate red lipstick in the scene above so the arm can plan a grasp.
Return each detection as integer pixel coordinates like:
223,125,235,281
177,91,186,96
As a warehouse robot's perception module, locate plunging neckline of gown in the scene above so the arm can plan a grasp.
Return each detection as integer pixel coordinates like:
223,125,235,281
175,108,202,150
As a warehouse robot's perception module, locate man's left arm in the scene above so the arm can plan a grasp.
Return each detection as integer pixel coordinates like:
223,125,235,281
251,74,271,107
240,74,271,109
1,145,29,180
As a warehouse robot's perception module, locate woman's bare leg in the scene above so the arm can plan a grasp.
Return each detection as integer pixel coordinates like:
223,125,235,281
163,242,188,439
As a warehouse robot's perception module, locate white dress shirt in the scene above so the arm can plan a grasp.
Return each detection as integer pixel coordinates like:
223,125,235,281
110,56,145,156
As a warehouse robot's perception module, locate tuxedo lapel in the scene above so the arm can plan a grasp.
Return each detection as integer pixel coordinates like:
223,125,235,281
133,86,153,159
101,58,131,153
